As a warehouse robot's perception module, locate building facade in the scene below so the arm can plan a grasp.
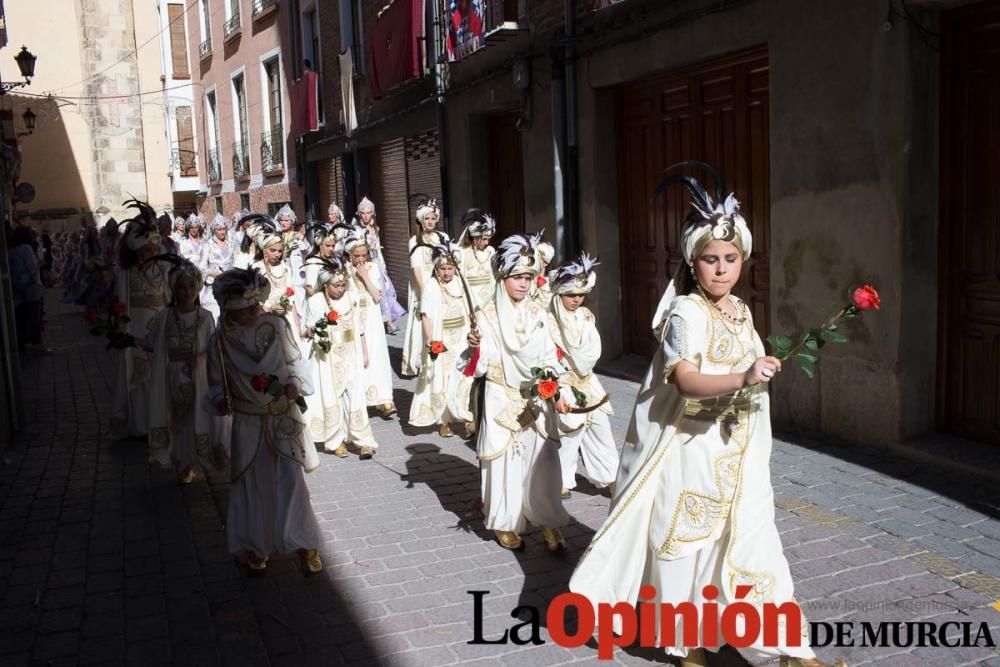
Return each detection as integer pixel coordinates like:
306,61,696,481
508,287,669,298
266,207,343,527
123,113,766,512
188,0,306,220
2,0,174,230
305,0,1000,452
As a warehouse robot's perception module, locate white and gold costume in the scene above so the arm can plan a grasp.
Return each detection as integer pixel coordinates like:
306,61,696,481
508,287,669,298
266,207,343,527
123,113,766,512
569,170,815,662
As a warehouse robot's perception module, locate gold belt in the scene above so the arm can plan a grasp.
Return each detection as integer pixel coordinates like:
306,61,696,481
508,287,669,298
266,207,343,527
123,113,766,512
233,395,290,416
330,328,355,344
683,395,755,422
442,316,466,329
466,275,491,285
130,294,166,309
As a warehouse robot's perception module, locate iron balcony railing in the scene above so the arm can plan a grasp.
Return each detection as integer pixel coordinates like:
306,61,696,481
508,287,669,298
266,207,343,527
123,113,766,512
207,147,221,183
199,37,212,58
232,139,250,179
260,125,284,173
252,0,278,17
170,143,198,177
223,11,241,38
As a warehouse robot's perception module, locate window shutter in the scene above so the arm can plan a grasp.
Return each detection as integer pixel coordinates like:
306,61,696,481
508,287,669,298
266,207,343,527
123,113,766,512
168,4,190,79
176,106,197,176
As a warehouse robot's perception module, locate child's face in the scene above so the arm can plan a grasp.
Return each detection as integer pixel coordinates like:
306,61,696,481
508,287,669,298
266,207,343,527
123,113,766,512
435,264,456,283
278,216,293,232
474,235,491,250
214,227,228,241
189,225,202,238
321,238,338,257
328,210,341,224
174,276,200,308
560,294,585,311
504,274,533,301
421,213,438,232
349,247,369,267
694,239,743,298
325,280,348,300
360,210,374,225
264,244,284,264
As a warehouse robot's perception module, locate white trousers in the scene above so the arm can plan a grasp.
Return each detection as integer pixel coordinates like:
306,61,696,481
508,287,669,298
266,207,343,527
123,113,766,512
558,411,619,490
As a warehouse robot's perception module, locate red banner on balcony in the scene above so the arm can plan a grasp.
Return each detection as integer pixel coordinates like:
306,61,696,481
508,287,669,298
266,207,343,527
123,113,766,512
446,0,485,61
368,0,424,98
290,70,319,136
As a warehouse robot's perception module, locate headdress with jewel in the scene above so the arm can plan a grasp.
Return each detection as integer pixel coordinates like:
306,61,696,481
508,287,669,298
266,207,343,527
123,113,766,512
457,208,496,247
410,192,441,228
651,160,752,263
210,214,229,231
431,242,461,267
493,233,542,278
550,252,599,295
356,197,375,215
328,203,345,224
344,226,370,254
241,213,283,251
213,267,270,311
317,256,350,286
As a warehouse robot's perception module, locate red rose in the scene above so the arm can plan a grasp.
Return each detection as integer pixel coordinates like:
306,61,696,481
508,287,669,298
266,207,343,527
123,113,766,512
536,276,547,287
284,287,295,297
250,375,269,393
113,302,127,315
84,309,97,322
852,285,880,311
430,341,446,355
327,310,339,323
555,346,564,361
537,380,559,401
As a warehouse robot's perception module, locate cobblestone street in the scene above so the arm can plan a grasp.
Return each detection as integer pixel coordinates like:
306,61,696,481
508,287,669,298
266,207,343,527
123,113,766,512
1,296,1000,666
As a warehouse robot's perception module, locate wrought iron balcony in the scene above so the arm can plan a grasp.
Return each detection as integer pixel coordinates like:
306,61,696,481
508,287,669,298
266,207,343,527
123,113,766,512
260,125,284,174
170,143,198,177
207,147,221,183
232,139,250,180
223,12,241,40
252,0,278,19
199,37,212,59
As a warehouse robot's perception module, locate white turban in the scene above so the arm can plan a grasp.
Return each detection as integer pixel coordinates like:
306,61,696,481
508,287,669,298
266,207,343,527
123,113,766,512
537,241,555,264
551,253,599,295
357,197,375,215
415,201,440,223
493,234,542,278
328,203,344,223
343,227,368,254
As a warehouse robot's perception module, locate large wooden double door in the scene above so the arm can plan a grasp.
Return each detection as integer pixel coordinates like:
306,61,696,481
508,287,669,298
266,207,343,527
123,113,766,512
617,48,770,357
941,1,1000,446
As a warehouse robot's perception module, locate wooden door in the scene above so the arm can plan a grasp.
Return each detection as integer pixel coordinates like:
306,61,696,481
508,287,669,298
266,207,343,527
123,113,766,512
617,48,769,357
487,113,526,239
940,2,1000,446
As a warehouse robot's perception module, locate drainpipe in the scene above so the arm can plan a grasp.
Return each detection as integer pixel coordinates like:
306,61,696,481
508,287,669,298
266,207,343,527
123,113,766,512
551,48,566,260
430,0,451,235
563,0,579,260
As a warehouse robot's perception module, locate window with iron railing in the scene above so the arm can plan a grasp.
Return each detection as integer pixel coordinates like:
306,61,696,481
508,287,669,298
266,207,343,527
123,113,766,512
170,143,198,177
199,37,212,58
207,147,222,182
261,125,284,173
252,0,278,18
224,10,241,38
232,138,250,179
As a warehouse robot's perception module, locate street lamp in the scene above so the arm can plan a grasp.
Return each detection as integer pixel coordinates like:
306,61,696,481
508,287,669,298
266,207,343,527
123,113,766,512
21,107,36,135
0,46,37,95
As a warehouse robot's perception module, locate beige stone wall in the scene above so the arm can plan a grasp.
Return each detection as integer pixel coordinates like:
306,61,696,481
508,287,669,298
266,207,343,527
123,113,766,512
2,0,172,232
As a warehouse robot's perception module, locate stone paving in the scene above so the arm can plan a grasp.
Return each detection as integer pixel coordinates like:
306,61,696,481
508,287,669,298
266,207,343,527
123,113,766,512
1,296,999,666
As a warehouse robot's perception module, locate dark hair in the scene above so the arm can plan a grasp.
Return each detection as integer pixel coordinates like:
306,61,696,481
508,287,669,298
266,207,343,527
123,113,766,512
303,59,312,69
11,226,35,247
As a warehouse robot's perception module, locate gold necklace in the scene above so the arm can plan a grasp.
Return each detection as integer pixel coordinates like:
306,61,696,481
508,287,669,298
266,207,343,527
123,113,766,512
697,286,747,325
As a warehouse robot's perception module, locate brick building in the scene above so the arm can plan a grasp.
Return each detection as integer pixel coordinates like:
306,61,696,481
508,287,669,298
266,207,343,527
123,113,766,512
302,0,1000,453
187,0,307,220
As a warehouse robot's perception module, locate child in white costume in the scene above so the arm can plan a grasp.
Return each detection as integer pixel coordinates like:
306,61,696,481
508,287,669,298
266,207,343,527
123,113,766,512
208,267,324,575
344,227,397,417
530,235,555,310
569,164,836,667
402,195,448,377
408,243,474,437
302,257,378,460
460,234,572,553
110,201,171,439
145,254,229,483
455,210,496,310
547,253,618,497
200,214,235,319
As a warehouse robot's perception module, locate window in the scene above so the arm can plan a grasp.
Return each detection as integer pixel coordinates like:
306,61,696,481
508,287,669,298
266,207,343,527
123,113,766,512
304,9,323,122
216,197,224,214
233,73,248,146
240,193,251,211
264,57,282,132
167,4,190,78
200,0,211,50
205,90,221,182
175,106,197,176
